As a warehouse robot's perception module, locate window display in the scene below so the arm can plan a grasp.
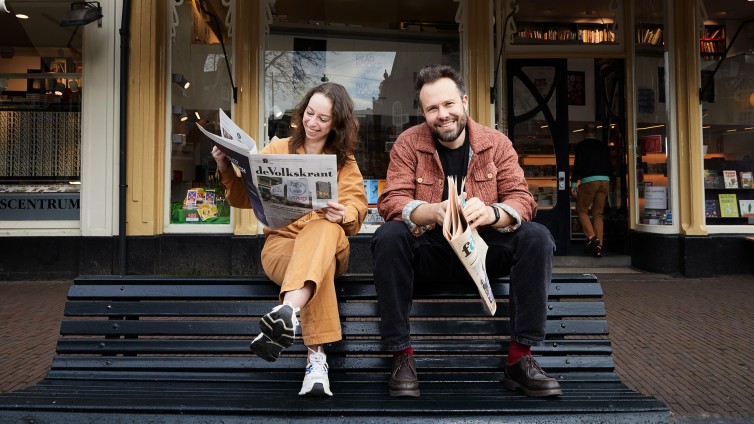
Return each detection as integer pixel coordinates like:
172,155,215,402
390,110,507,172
168,1,233,226
700,11,754,226
633,0,673,227
0,1,84,221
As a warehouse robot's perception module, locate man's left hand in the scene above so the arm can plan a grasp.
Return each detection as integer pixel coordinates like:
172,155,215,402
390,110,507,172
462,196,495,230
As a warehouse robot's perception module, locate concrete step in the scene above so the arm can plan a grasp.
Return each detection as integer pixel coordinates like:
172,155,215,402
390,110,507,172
554,254,637,274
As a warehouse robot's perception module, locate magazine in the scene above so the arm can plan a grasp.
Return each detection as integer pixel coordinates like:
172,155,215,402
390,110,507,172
740,171,753,189
197,110,338,229
718,193,739,218
442,176,496,316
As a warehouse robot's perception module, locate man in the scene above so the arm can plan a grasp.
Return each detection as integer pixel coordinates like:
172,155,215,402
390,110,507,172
570,123,612,258
371,64,561,398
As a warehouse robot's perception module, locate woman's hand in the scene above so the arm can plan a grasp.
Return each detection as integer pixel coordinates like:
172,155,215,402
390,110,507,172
211,146,229,171
323,201,347,223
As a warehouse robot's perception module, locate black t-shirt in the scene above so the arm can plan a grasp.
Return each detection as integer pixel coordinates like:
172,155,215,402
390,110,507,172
436,131,470,201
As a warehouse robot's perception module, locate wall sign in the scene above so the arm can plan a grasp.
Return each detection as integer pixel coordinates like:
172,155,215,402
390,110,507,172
0,193,80,220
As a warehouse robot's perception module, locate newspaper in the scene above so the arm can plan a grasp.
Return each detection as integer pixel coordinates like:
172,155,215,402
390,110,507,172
442,176,496,316
196,110,338,229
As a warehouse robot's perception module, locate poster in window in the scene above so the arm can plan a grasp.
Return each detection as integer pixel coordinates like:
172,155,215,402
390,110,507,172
567,71,585,106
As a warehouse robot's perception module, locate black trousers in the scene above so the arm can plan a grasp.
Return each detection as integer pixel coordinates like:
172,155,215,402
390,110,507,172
370,220,555,351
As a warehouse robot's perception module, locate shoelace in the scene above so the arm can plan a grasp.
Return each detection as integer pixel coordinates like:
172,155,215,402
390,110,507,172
306,348,328,374
525,356,548,376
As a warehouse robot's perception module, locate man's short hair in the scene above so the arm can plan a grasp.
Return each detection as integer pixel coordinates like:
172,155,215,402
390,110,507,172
414,64,465,108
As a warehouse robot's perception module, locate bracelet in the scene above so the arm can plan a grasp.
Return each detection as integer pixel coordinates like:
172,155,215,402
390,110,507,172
489,205,500,226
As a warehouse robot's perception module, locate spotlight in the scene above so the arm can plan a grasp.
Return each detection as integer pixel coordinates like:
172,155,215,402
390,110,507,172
60,2,102,27
172,73,190,89
0,1,9,13
272,105,283,119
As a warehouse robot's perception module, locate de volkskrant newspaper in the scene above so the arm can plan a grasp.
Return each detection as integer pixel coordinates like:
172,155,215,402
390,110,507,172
197,110,338,229
442,176,497,316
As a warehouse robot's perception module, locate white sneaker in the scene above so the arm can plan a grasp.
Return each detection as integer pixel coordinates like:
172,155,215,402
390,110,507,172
298,348,332,396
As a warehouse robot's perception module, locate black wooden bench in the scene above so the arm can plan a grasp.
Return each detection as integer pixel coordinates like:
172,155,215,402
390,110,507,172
0,274,670,423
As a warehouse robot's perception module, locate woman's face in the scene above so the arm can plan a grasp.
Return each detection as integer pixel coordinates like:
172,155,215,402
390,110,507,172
302,92,334,144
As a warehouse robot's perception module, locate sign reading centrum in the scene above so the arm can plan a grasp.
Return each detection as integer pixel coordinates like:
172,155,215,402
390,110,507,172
0,193,80,220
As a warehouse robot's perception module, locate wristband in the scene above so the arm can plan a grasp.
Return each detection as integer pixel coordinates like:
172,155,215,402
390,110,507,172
489,205,500,226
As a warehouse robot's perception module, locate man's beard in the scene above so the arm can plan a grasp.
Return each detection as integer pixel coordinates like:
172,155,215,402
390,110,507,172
430,114,467,143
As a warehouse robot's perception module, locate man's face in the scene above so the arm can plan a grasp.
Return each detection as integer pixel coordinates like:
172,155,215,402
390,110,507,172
419,78,468,144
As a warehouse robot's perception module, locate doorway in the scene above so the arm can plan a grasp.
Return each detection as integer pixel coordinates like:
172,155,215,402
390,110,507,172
506,58,628,255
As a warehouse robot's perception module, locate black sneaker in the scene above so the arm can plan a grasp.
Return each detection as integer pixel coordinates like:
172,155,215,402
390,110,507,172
584,236,599,255
250,302,299,362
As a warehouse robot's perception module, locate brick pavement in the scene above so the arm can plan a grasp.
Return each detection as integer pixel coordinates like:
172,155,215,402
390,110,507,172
1,274,753,420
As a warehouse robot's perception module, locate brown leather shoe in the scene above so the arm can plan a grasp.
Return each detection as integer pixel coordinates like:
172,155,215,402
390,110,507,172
389,352,420,397
503,355,562,397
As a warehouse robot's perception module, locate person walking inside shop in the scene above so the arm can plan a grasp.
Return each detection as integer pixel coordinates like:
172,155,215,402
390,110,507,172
370,64,561,398
570,123,612,258
212,82,367,397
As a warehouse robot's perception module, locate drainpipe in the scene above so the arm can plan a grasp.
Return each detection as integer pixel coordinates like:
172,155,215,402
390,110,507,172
118,0,131,275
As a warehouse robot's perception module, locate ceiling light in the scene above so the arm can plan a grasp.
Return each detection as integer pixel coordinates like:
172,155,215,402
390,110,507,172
0,0,8,13
60,2,102,27
16,14,28,19
172,73,190,89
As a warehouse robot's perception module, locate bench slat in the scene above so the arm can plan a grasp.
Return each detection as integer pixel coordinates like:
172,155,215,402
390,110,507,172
59,319,608,337
56,339,613,355
50,355,615,372
66,282,603,300
64,300,605,318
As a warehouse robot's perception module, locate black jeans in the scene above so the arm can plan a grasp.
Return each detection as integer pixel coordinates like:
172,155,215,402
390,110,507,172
370,220,555,352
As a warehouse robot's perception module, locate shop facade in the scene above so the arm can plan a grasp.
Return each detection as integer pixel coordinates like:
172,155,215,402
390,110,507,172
1,0,752,279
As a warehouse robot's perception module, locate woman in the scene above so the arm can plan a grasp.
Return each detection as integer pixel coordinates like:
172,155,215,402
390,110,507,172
212,83,367,397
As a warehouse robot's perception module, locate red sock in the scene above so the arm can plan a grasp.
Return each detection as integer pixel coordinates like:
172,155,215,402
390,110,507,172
506,341,531,365
393,345,414,358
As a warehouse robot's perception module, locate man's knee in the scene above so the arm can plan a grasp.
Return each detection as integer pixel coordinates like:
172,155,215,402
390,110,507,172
518,222,555,252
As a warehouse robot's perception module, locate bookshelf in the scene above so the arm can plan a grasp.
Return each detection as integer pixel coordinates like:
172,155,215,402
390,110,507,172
636,23,664,47
703,157,754,224
700,24,726,61
512,22,616,45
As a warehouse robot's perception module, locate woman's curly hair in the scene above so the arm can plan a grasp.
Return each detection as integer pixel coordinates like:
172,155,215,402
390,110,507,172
288,82,359,168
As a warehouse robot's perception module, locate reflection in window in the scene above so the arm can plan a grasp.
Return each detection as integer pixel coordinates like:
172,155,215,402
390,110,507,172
265,8,460,224
168,1,233,226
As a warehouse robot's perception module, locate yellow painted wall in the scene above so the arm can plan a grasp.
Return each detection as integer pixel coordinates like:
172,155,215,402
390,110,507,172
126,0,168,235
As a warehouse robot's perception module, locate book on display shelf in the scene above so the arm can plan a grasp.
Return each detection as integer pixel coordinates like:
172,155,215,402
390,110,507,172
739,199,754,218
704,169,723,189
740,171,753,189
704,199,719,218
723,170,739,189
718,193,739,218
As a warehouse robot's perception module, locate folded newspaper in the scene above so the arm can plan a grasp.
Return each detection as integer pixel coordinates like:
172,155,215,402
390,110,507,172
197,109,338,229
442,176,496,316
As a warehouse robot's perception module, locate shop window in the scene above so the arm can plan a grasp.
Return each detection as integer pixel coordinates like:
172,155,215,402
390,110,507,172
700,3,754,226
633,0,674,226
0,1,83,221
168,1,233,228
266,0,460,232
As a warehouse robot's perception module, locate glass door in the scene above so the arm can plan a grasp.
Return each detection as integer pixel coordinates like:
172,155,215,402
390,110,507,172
507,59,570,253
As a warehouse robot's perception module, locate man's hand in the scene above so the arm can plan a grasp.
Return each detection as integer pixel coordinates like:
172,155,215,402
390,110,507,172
463,196,495,229
410,200,449,227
